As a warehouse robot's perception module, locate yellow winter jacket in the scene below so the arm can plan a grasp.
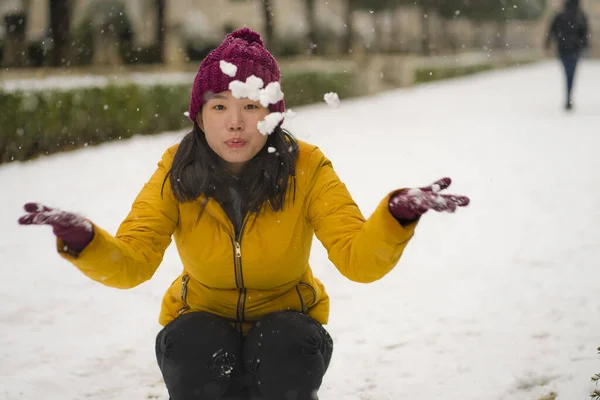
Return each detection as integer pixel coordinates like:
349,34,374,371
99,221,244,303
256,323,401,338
58,140,418,334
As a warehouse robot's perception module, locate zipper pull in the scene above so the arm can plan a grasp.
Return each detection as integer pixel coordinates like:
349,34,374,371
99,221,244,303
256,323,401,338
235,241,241,258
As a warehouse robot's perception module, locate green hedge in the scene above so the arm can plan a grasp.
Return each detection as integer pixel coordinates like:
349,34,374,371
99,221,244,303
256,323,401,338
0,84,191,163
0,69,357,164
414,64,495,84
282,70,356,109
414,59,537,84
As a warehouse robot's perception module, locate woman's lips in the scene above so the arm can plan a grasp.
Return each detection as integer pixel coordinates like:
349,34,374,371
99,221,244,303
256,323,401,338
225,139,247,149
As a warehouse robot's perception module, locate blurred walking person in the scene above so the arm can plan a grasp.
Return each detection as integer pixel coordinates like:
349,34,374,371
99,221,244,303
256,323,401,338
545,0,590,111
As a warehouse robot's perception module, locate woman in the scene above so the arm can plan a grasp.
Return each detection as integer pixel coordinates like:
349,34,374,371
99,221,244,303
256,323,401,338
545,0,590,110
19,28,469,400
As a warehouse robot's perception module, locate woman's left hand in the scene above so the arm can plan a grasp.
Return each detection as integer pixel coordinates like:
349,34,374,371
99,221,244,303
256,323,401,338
389,177,470,224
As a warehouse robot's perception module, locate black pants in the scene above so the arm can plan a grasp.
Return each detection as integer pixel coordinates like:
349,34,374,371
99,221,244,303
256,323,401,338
559,53,580,107
155,311,334,400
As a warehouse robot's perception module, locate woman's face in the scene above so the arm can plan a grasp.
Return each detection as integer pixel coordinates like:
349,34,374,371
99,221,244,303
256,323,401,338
197,91,270,174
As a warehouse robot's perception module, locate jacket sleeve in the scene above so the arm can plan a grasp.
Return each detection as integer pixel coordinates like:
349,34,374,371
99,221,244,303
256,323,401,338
303,147,417,283
56,147,180,289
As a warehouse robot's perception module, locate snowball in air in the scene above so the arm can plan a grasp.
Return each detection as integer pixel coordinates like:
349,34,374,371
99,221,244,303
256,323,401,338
183,111,190,117
257,112,284,135
267,147,277,153
324,92,340,107
220,60,238,77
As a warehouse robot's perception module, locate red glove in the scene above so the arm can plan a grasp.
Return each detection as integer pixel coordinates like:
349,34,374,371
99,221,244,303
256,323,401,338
18,203,94,252
389,177,470,225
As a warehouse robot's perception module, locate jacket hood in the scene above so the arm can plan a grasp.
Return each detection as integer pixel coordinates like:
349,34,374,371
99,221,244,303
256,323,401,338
565,0,579,11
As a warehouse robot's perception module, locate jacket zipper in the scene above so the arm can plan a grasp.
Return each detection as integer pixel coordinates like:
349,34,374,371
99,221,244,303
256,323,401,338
232,217,249,333
178,274,191,315
203,201,249,333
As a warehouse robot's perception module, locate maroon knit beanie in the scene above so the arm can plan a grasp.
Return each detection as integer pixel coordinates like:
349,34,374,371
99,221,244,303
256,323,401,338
188,27,284,122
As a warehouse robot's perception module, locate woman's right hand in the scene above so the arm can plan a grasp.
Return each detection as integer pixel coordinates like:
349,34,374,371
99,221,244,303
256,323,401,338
18,203,94,252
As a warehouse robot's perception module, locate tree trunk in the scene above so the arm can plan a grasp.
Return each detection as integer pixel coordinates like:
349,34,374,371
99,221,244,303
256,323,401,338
2,13,28,67
421,4,431,55
497,20,508,50
342,0,354,54
390,7,402,53
305,0,318,54
49,0,71,67
261,0,275,49
92,21,122,66
372,11,386,53
155,0,165,63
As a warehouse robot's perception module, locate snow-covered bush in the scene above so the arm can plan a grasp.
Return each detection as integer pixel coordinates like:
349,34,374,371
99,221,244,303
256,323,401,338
0,83,190,163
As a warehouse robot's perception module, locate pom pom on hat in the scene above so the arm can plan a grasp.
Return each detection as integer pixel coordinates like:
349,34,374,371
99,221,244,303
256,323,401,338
188,28,283,122
229,27,264,46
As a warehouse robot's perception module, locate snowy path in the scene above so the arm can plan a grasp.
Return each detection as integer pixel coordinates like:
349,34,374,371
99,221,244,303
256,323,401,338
1,60,599,400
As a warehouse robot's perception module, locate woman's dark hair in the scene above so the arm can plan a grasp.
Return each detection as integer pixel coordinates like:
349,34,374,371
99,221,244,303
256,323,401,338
164,122,299,213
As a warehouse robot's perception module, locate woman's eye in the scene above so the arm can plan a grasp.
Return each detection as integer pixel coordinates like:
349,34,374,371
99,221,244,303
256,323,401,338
213,104,225,110
245,104,259,110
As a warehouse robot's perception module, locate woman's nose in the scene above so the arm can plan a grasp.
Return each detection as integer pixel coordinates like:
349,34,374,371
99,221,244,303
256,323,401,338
227,110,244,131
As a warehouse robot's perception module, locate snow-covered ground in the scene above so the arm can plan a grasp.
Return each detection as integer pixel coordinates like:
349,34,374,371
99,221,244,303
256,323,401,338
1,60,599,400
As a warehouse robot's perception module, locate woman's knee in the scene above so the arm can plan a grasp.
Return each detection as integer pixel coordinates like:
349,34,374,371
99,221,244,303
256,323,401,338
156,311,240,363
244,311,333,369
155,312,243,400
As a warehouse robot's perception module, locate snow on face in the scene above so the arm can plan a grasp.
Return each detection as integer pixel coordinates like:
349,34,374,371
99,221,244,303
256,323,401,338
259,82,284,108
226,73,289,136
229,75,264,102
219,60,237,77
257,110,296,136
324,92,340,107
221,73,296,135
228,74,284,108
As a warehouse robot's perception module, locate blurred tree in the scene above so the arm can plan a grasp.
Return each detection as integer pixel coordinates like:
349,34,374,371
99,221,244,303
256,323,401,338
304,0,318,54
2,0,28,67
397,0,447,55
354,0,396,52
48,0,71,66
261,0,275,48
457,0,547,49
155,0,165,63
342,0,355,54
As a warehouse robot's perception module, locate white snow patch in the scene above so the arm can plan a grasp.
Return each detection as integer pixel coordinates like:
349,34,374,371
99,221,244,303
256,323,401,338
229,75,264,102
285,109,297,119
3,61,600,400
259,82,284,108
229,76,284,108
219,60,238,77
324,92,340,107
257,112,285,136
